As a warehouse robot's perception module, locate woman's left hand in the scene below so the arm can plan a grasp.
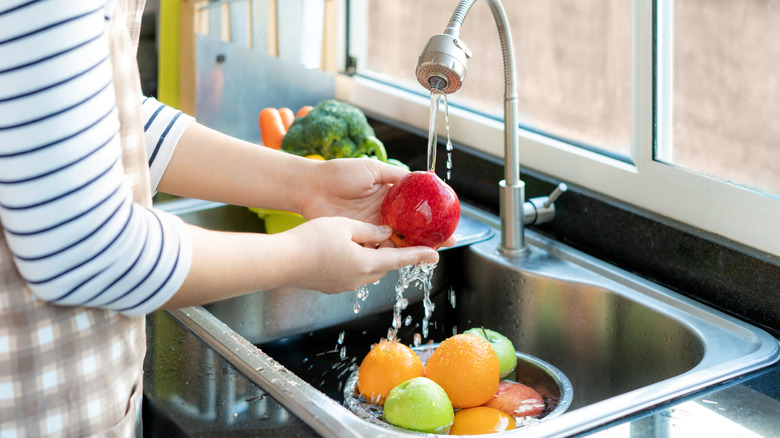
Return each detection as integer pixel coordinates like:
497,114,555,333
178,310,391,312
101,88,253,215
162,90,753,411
297,158,406,224
296,158,458,249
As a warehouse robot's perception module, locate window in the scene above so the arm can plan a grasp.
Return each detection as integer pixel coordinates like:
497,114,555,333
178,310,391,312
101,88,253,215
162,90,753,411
339,0,780,257
658,0,780,196
356,1,632,158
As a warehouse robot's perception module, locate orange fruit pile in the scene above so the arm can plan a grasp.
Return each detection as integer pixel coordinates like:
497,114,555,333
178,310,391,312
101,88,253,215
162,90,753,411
449,406,516,435
424,333,501,409
357,339,424,403
354,329,543,436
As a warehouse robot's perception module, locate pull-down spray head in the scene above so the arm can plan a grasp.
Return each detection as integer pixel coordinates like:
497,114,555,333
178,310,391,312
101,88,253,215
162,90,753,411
415,32,472,94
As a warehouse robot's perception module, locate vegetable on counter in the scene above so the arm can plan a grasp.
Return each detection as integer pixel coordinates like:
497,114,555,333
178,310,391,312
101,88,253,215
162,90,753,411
258,108,287,149
296,105,314,118
281,99,387,162
279,107,295,130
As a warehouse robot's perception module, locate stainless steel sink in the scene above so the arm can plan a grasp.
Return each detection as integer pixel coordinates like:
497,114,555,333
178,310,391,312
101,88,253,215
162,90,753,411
161,198,780,437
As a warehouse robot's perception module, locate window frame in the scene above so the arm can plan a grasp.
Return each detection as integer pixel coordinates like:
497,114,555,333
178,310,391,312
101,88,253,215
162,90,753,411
335,0,780,257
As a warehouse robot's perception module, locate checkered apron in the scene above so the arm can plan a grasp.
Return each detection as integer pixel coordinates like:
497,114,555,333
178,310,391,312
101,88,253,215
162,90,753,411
0,0,151,436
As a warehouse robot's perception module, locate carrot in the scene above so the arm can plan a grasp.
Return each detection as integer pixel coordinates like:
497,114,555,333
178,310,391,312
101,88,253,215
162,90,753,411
296,105,314,118
279,107,295,130
259,108,286,149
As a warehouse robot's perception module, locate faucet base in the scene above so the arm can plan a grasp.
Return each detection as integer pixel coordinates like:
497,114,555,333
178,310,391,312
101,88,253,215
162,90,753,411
499,179,529,257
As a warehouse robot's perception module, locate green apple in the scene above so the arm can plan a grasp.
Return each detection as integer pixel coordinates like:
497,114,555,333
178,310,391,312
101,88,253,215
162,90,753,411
464,327,518,378
383,377,454,434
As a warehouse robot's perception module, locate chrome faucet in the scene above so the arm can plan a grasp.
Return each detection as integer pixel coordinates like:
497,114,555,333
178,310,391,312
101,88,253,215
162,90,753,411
415,0,566,256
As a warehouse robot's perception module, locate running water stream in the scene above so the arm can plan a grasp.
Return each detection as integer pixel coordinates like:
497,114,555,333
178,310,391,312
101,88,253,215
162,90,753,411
348,90,453,354
427,89,453,180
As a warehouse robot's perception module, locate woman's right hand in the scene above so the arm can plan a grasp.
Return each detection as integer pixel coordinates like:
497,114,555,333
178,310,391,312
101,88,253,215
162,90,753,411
280,216,439,293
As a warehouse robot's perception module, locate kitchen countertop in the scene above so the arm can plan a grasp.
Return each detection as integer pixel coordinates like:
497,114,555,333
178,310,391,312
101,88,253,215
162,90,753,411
143,308,780,438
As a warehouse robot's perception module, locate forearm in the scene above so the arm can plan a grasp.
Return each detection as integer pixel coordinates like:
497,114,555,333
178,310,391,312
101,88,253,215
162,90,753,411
157,121,318,212
160,216,439,309
159,224,298,308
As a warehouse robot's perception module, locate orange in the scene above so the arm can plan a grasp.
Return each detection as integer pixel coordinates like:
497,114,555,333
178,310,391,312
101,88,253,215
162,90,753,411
357,339,424,403
448,406,516,435
425,333,500,409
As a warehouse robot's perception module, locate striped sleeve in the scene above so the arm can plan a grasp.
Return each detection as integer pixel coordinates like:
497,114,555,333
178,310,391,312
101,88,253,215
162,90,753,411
141,96,194,191
0,0,192,316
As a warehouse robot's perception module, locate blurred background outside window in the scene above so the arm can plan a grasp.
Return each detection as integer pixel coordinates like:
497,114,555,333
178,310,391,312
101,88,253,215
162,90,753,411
359,0,780,197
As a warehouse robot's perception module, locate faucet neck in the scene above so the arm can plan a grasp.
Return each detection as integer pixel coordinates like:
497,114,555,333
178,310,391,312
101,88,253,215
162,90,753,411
439,0,526,255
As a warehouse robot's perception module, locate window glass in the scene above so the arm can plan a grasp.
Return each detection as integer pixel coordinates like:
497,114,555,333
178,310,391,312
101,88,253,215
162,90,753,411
662,0,780,196
361,0,632,158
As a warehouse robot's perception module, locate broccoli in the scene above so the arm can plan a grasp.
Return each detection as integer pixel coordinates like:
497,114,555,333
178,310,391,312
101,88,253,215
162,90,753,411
282,99,387,161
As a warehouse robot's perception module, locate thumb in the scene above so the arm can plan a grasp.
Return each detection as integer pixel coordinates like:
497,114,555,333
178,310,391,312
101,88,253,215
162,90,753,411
349,221,393,244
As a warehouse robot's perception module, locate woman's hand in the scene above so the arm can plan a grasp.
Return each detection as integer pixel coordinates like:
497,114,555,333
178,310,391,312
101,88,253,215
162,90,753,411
295,158,457,248
165,216,441,308
296,158,406,224
281,216,439,293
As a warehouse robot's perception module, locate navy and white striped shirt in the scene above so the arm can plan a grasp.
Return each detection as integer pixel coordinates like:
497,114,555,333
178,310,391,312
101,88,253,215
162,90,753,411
0,0,193,316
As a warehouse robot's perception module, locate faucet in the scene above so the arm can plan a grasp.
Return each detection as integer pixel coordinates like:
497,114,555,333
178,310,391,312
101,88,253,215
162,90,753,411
415,0,567,257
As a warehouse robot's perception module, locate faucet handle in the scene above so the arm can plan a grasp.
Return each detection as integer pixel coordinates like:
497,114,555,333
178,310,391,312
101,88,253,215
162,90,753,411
543,183,568,208
524,182,568,226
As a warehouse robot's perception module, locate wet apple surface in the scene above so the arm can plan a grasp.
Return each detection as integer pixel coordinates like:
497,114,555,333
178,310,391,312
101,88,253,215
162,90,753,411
380,170,460,250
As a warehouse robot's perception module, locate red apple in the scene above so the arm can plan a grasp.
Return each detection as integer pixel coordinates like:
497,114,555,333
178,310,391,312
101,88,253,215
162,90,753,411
482,380,546,419
380,171,459,250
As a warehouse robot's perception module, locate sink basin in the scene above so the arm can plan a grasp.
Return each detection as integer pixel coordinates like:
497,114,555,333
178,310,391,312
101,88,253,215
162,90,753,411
160,198,779,437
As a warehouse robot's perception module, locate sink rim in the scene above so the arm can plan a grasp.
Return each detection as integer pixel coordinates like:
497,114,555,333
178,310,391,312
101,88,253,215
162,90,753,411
165,204,780,438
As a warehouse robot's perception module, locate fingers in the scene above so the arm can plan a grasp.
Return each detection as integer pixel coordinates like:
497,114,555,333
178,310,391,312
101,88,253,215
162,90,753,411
365,158,408,185
345,220,439,266
349,221,393,244
376,246,440,270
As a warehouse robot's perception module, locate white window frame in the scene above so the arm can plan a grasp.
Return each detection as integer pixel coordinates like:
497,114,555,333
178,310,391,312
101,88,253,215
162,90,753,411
335,0,780,258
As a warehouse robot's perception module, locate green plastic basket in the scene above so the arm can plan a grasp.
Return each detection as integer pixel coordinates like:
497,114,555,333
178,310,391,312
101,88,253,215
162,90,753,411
249,208,307,234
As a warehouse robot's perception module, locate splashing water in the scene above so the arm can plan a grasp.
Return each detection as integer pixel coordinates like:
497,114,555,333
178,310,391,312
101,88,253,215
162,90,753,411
387,282,409,341
421,279,435,339
387,263,437,341
353,279,379,314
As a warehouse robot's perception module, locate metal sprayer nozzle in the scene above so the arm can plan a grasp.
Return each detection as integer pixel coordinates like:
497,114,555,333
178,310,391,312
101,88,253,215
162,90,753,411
415,34,472,95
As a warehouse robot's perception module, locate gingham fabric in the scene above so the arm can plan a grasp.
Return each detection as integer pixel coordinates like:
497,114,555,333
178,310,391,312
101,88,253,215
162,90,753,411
0,0,150,436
